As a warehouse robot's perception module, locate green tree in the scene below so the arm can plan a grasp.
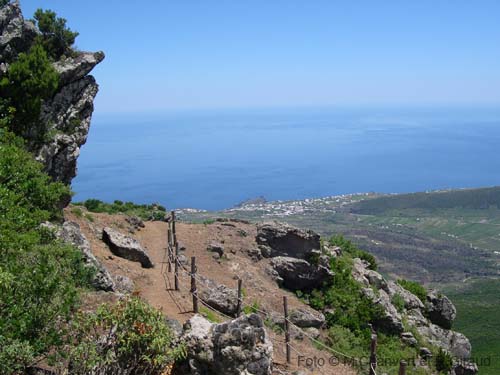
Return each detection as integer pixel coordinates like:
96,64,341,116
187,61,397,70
33,9,79,59
0,43,59,141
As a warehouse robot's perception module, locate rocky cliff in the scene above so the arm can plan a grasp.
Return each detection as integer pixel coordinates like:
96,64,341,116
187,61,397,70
0,1,102,185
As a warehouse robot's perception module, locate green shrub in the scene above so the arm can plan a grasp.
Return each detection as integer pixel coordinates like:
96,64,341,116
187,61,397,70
63,297,185,374
435,348,453,373
391,293,406,313
243,301,261,315
398,279,427,304
77,199,167,221
33,9,79,59
0,43,59,141
329,235,377,270
199,306,222,323
0,131,91,373
0,0,11,7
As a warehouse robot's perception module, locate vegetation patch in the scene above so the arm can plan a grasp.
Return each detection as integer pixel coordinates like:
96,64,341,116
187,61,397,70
74,199,167,221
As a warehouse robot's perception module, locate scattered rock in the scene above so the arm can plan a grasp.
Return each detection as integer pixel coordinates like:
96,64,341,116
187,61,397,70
165,317,183,338
426,289,457,329
289,308,325,328
304,327,321,340
237,229,248,237
198,276,238,316
452,361,479,375
420,347,433,359
256,222,320,259
387,281,425,310
207,242,225,257
270,256,333,291
125,216,145,230
416,324,471,359
113,275,134,294
182,313,273,375
247,247,263,261
49,221,115,291
401,332,418,347
102,227,153,268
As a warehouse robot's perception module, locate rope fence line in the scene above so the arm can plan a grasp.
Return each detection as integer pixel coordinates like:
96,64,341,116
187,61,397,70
162,211,381,374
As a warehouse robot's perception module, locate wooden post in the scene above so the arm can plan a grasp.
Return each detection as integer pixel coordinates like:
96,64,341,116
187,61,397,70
167,225,172,273
398,360,407,375
191,257,198,313
369,333,377,375
174,242,179,291
236,279,243,317
283,296,291,364
171,210,177,246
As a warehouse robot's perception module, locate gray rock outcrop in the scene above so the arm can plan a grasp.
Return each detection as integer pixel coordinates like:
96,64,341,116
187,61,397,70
270,256,333,291
256,222,320,259
49,221,115,291
102,227,153,268
181,313,273,375
289,308,325,328
426,289,457,329
0,1,103,186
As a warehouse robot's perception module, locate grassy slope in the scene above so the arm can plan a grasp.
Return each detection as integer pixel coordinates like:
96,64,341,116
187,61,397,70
178,187,500,373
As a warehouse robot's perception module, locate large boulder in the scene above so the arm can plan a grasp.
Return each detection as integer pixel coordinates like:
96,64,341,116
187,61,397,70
53,51,105,85
181,313,273,375
416,323,471,359
426,289,457,329
256,222,320,259
362,288,404,334
102,227,153,268
452,362,479,375
289,308,325,328
198,276,238,316
386,281,425,310
270,256,333,291
50,221,115,291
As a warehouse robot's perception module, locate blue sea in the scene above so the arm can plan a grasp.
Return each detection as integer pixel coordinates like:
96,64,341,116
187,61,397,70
72,106,500,210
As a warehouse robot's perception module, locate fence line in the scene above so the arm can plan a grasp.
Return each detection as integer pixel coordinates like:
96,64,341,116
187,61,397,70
163,211,378,374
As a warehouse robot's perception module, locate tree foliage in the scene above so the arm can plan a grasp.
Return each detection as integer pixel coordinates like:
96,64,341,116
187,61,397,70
0,43,59,141
33,8,79,59
329,234,378,270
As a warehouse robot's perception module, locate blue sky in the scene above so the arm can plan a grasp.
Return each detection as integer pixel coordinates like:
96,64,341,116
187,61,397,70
20,0,500,113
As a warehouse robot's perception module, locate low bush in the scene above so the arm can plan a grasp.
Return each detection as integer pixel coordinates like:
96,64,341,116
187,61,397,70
76,199,167,220
329,234,377,270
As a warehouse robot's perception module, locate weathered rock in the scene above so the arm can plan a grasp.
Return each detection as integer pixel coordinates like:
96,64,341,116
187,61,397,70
198,276,238,316
387,281,425,310
53,51,104,85
0,1,38,62
207,242,225,257
401,332,418,347
304,327,321,340
372,289,404,334
289,308,325,328
113,275,134,294
426,289,457,329
182,313,273,375
0,2,103,186
50,221,115,291
125,215,145,230
452,361,479,375
322,243,342,257
247,247,263,261
270,256,333,291
102,227,153,268
256,222,320,259
165,317,183,338
420,347,432,359
416,323,471,359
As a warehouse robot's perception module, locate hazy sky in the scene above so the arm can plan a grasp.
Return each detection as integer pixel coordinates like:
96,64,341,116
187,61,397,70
20,0,500,113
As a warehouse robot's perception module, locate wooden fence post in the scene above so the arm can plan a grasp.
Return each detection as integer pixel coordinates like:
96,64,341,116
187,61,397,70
191,257,198,313
236,279,243,317
283,296,291,364
167,225,172,273
171,210,177,246
369,333,377,375
398,360,407,375
174,242,179,291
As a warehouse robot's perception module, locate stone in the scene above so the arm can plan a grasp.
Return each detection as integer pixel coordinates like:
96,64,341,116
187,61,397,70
102,227,153,268
49,221,115,291
270,256,333,291
372,289,404,334
304,327,321,340
114,275,134,294
246,247,263,261
165,317,183,338
53,51,104,85
125,216,145,230
416,323,471,359
182,313,273,375
420,347,432,359
426,289,457,329
256,221,320,259
401,332,418,347
207,242,225,257
289,308,325,328
387,281,425,310
198,276,238,316
452,361,478,375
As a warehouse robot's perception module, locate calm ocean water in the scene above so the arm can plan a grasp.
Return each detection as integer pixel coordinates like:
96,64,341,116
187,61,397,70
72,107,500,210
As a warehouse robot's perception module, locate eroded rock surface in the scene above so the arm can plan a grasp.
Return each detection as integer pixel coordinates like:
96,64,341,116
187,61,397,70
102,227,153,268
